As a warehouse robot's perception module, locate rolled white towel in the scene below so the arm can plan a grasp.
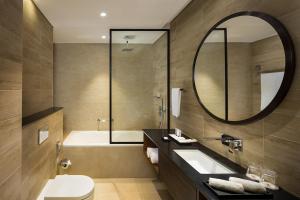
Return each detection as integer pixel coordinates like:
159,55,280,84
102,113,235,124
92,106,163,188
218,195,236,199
146,148,151,158
229,177,266,194
150,153,158,164
149,149,159,164
208,178,244,194
146,148,157,158
150,148,158,158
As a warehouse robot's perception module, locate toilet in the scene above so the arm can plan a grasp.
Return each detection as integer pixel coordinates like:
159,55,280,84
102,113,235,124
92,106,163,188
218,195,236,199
37,175,94,200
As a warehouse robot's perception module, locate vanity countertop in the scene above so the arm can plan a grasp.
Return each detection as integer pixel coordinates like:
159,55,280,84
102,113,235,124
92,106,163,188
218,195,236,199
143,129,298,200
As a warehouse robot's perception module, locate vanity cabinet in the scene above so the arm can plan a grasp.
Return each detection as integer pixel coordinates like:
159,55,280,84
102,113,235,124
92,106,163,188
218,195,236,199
143,129,298,200
159,152,203,200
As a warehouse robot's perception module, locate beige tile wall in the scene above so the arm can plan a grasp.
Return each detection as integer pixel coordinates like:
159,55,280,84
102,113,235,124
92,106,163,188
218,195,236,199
0,0,23,199
62,146,157,178
54,43,109,134
23,0,54,117
170,0,300,196
112,44,156,130
54,42,168,135
152,34,168,128
22,110,63,200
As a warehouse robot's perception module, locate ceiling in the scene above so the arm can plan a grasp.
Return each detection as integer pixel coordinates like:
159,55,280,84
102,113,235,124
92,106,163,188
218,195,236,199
112,31,166,44
33,0,191,43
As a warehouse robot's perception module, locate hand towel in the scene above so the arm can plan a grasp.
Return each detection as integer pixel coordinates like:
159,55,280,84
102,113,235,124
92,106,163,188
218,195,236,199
209,178,244,194
229,177,266,194
172,88,182,118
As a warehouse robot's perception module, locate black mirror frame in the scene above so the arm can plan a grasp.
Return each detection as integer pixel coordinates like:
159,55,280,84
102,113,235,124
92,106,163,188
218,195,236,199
192,11,295,125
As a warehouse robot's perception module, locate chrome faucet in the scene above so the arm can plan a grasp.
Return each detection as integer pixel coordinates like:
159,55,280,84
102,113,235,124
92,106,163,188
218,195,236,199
220,134,243,153
228,139,243,153
199,134,243,153
97,117,107,131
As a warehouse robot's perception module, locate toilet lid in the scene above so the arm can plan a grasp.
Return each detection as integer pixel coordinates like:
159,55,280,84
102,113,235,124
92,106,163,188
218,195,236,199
44,175,94,200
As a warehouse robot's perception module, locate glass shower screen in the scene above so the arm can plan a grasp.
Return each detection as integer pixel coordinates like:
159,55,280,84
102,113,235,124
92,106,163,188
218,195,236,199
110,30,169,143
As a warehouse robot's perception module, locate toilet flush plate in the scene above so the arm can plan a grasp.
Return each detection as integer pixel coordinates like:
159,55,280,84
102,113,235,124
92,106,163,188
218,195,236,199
38,126,49,145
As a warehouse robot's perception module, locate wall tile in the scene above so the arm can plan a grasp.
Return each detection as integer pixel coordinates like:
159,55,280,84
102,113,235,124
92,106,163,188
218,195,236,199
170,0,300,196
54,42,167,134
22,110,63,200
0,90,21,121
264,136,300,195
0,0,22,198
23,0,54,117
0,117,21,185
0,168,21,200
0,57,22,90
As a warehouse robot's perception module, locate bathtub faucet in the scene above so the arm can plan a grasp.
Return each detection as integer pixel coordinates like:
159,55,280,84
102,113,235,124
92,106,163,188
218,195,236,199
97,118,107,131
97,118,114,131
97,118,107,123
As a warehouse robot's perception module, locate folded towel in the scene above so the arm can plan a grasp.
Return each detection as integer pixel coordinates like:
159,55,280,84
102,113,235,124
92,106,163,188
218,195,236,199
171,88,182,118
229,177,266,194
209,178,244,194
169,134,197,143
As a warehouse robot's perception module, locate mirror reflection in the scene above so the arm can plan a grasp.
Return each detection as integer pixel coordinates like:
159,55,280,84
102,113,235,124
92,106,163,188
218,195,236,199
194,16,285,121
194,30,226,119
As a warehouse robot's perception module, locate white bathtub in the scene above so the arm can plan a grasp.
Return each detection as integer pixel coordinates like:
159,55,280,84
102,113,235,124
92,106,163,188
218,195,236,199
61,130,156,178
63,130,144,147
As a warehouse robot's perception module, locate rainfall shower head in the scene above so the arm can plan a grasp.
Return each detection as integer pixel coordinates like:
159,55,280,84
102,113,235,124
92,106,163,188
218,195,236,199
124,35,136,40
122,40,134,52
122,35,135,52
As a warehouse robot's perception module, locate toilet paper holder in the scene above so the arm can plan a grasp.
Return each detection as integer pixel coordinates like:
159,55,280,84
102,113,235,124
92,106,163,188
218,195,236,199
60,159,72,169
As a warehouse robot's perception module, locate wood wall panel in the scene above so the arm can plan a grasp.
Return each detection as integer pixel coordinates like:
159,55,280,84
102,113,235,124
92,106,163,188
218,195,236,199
0,0,23,199
170,0,300,196
22,110,63,200
23,0,53,117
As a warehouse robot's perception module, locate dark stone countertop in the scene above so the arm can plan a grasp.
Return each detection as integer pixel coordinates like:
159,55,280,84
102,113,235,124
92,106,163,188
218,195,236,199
143,129,298,200
22,107,63,127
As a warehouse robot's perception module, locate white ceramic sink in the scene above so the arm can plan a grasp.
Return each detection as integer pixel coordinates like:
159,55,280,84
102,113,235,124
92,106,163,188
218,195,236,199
174,149,235,174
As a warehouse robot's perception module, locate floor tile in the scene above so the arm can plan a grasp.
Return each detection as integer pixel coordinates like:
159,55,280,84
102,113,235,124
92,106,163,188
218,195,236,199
93,178,173,200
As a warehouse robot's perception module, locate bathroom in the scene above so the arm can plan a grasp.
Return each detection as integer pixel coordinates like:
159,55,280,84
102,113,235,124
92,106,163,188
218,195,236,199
0,0,300,199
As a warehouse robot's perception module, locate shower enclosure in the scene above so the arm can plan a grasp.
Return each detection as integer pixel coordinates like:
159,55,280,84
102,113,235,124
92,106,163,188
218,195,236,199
110,29,170,143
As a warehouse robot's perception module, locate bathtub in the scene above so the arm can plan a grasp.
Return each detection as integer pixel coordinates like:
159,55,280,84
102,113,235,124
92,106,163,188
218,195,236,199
62,131,156,178
63,130,144,146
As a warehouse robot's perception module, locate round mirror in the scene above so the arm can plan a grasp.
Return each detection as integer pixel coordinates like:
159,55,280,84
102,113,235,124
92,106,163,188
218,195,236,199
193,11,295,124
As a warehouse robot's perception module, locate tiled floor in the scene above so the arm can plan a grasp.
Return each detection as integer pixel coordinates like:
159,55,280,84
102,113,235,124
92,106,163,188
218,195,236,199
93,178,173,200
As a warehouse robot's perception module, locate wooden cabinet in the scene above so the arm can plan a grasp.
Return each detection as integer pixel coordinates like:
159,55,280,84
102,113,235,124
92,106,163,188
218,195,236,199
159,152,199,200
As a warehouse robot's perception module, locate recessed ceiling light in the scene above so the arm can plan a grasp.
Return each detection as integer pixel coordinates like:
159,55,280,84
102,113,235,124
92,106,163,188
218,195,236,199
101,35,107,39
100,12,107,17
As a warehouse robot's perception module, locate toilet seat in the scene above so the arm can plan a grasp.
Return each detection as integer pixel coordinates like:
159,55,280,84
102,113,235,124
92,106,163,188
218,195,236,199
38,175,94,200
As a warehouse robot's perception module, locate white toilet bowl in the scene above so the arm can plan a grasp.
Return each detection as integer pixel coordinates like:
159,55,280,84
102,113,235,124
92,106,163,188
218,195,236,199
37,175,94,200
